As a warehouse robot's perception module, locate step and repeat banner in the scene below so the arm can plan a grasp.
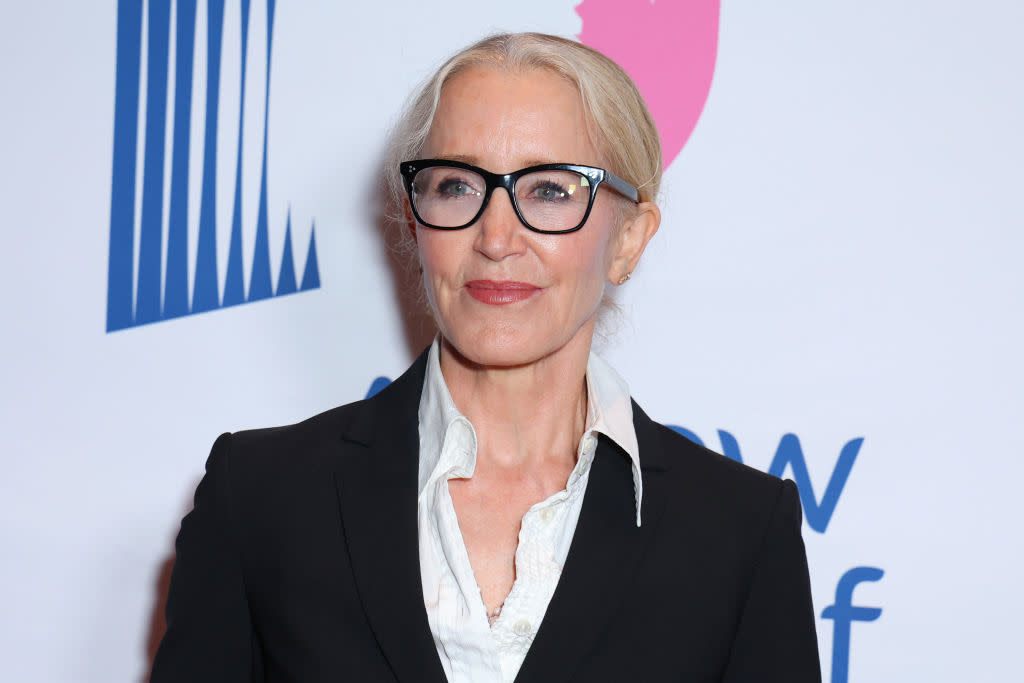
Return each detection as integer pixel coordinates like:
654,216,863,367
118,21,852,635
2,1,1022,681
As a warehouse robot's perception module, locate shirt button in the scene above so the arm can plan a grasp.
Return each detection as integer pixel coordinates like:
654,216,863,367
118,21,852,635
513,618,532,636
583,434,597,453
539,507,554,523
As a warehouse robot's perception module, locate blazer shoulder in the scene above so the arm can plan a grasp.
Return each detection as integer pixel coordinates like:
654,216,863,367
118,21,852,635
214,348,430,477
664,421,778,477
644,413,783,490
230,399,364,451
639,412,795,528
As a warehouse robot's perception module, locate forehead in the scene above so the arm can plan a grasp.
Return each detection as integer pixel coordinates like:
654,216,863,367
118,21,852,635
423,66,602,170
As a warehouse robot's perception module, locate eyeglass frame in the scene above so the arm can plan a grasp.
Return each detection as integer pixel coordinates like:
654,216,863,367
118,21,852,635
399,159,640,235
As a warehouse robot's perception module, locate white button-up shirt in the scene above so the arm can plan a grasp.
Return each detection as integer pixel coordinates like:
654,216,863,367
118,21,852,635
417,339,642,683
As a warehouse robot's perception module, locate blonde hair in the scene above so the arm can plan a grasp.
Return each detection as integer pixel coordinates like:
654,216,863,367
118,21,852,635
384,32,662,225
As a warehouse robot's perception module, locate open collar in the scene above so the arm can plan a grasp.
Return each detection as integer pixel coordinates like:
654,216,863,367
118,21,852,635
417,337,644,525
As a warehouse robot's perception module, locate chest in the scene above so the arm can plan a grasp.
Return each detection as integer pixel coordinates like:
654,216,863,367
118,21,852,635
448,477,568,608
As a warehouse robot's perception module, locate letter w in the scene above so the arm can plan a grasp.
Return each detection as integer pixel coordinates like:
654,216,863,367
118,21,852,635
767,434,863,534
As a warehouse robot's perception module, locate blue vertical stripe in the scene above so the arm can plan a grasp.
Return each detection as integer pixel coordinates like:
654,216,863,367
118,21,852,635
248,0,276,301
109,0,320,330
164,0,198,320
191,0,226,313
106,0,143,332
222,0,252,307
136,0,172,324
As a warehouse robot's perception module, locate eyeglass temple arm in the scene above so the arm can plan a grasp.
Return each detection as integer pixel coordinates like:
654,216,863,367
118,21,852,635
603,171,640,203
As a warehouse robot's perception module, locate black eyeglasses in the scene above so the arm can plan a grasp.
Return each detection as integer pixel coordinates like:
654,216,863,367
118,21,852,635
399,159,640,235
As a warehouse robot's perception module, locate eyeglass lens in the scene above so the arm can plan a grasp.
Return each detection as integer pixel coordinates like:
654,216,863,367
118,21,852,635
410,166,592,232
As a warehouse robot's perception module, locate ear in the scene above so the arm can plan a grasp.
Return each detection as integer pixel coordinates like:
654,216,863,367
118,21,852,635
608,201,661,284
403,200,418,243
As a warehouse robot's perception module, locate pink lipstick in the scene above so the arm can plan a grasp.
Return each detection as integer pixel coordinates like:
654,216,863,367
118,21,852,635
464,280,540,305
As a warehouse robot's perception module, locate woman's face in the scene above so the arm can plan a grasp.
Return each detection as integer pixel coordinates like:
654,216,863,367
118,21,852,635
415,66,647,368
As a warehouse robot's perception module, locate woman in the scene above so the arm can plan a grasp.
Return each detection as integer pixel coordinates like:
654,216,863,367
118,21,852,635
151,33,820,682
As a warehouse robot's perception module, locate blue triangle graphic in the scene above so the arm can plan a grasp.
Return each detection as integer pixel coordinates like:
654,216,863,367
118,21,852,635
247,170,273,301
300,222,320,291
276,210,297,296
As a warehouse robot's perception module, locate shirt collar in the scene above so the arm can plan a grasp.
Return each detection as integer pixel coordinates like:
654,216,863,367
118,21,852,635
417,339,478,497
417,338,644,526
584,351,643,526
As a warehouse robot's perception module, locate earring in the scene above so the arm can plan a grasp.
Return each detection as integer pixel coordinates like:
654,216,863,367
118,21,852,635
617,273,631,285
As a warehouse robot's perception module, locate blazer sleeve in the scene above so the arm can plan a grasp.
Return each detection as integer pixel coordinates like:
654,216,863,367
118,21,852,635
150,433,262,683
721,478,822,683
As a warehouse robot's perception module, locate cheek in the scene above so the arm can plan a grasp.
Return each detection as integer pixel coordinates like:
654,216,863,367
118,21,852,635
416,230,465,300
550,224,617,291
416,229,449,274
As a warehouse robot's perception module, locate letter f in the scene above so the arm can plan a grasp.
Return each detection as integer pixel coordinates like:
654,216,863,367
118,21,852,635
821,566,883,683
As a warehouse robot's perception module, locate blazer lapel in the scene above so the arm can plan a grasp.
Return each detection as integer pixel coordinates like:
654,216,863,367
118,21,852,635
514,401,670,683
334,350,447,683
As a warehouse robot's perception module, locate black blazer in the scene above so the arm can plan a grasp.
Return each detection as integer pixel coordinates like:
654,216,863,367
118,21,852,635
151,351,821,682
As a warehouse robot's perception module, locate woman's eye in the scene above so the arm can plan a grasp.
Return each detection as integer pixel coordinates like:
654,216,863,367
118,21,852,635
437,178,478,198
530,182,569,202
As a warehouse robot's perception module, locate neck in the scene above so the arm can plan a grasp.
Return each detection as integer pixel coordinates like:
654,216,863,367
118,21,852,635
438,332,592,476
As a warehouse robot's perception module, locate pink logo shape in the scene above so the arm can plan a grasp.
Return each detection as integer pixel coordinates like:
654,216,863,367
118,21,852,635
577,0,720,170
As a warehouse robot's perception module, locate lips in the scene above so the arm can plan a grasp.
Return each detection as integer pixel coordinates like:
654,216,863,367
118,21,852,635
464,280,541,305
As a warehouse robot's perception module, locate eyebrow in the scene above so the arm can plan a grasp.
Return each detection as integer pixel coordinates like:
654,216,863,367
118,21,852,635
434,153,478,165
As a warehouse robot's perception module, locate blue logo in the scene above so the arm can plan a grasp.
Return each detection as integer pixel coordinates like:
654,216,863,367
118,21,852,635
107,0,320,332
822,567,884,683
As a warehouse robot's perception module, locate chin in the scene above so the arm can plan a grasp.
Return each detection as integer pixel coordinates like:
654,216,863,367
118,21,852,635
442,323,556,369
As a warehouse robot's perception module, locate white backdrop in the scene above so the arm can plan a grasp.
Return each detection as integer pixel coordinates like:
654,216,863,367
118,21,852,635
2,1,1022,681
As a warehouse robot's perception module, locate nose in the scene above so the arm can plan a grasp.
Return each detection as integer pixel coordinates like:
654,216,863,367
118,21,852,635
473,187,526,262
